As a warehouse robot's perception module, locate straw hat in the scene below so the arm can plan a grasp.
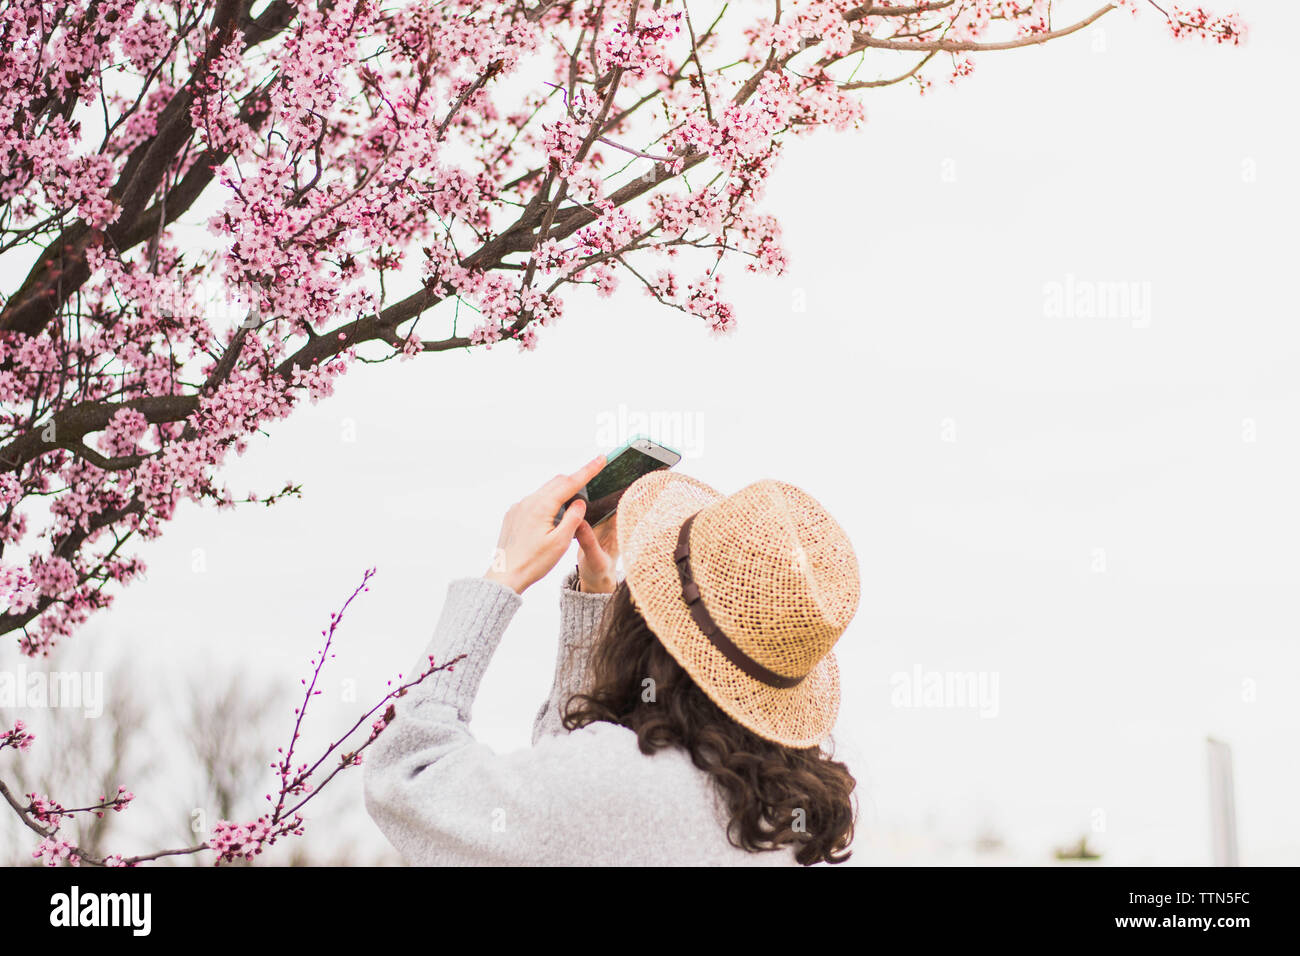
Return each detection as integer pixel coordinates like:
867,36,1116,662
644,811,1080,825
616,472,860,748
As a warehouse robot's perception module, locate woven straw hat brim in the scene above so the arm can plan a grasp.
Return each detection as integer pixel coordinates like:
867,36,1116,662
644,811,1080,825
617,471,840,749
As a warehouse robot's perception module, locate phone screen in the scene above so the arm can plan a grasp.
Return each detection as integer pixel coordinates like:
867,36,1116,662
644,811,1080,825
564,442,677,527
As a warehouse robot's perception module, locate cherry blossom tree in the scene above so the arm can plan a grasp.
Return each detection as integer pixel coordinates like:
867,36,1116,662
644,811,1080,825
0,0,1243,652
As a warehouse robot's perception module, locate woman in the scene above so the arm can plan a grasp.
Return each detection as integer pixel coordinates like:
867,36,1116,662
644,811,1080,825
364,455,862,865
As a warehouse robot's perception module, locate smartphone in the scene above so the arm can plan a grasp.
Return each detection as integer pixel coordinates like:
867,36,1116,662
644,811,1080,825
554,437,682,528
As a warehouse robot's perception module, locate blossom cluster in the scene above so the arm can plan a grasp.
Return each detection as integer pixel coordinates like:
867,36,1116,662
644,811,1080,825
1,720,35,752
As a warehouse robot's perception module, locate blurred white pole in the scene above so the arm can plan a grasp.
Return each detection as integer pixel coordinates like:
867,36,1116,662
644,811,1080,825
1206,737,1239,867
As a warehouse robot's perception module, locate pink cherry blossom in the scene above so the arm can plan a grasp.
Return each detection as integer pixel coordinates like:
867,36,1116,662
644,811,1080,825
1,720,35,752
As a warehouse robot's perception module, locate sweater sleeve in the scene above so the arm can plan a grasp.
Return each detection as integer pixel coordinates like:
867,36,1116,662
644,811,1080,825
530,568,613,743
362,575,629,866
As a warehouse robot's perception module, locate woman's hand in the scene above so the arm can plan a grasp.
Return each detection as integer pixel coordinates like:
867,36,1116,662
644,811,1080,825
575,514,620,594
483,455,606,595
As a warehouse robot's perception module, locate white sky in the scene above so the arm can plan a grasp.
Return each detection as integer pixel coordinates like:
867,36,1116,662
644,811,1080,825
6,0,1296,866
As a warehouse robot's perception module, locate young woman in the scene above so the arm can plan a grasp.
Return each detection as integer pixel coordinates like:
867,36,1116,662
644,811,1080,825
364,455,862,865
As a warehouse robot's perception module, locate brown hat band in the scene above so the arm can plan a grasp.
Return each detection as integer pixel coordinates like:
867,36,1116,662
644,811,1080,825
673,513,807,690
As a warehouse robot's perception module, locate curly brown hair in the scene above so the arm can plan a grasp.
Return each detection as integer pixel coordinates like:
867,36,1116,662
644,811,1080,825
562,582,857,865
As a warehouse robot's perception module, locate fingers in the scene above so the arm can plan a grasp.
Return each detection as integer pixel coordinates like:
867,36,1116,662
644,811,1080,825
541,455,606,505
571,454,607,487
575,519,601,560
553,496,587,538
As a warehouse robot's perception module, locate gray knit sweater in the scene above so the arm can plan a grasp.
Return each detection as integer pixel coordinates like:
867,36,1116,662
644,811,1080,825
363,571,802,866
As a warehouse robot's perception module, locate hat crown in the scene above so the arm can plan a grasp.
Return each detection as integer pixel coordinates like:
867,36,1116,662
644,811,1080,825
688,480,860,682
